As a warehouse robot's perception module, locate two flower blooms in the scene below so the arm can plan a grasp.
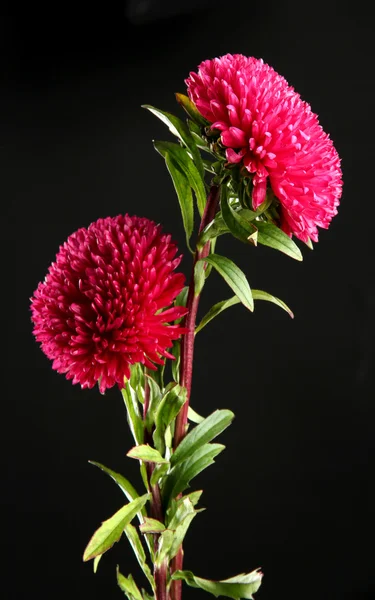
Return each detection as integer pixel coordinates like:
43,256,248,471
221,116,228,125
31,54,342,391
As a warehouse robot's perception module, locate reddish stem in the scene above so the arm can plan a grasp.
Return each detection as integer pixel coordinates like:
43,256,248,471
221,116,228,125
173,184,220,447
170,184,220,600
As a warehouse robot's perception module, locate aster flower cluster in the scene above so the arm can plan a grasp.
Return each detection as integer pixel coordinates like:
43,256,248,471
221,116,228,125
186,54,342,243
31,54,342,600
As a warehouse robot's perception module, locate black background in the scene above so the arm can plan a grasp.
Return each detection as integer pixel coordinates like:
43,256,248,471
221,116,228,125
1,1,374,599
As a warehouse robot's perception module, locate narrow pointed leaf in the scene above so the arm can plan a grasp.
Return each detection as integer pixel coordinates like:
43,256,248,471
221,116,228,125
127,444,169,464
171,409,234,467
88,462,145,516
153,384,187,454
188,406,204,423
143,104,204,179
93,554,102,573
169,511,197,560
165,153,194,250
117,569,144,600
198,212,229,247
195,296,241,334
175,93,210,128
83,493,150,561
122,385,144,445
199,254,253,312
150,462,170,487
172,568,263,600
162,443,225,502
124,523,155,591
255,221,303,261
139,518,166,534
252,289,294,318
221,185,258,245
154,141,206,216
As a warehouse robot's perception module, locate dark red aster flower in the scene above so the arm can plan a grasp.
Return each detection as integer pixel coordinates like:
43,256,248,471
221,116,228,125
186,54,343,243
31,215,187,393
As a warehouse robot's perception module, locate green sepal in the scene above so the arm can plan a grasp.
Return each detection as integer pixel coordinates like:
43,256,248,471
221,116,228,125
171,568,263,600
195,296,241,334
153,141,206,216
198,253,254,312
124,523,155,591
83,493,150,562
162,443,225,503
171,409,234,467
122,385,144,445
139,518,166,534
117,568,144,600
221,185,258,245
143,104,205,179
127,444,169,464
255,220,303,261
153,383,187,455
165,152,194,252
175,93,210,128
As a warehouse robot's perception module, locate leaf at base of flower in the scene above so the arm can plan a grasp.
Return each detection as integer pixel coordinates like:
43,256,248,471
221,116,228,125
171,568,263,600
255,221,303,261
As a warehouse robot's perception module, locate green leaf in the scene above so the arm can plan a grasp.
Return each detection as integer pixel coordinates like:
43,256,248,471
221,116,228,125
162,443,225,503
165,490,203,527
124,524,155,591
172,569,263,600
198,212,229,247
221,186,258,245
154,141,206,216
122,385,144,445
255,221,303,261
252,289,294,318
168,511,197,560
155,529,175,566
195,296,241,334
175,286,189,315
83,494,150,561
175,93,210,128
139,518,166,534
144,375,162,432
165,153,194,251
88,462,145,517
199,254,254,312
153,384,187,455
194,260,206,296
143,104,204,179
171,340,181,383
93,554,102,573
127,444,169,464
188,406,204,424
171,409,234,467
150,462,170,487
117,568,144,600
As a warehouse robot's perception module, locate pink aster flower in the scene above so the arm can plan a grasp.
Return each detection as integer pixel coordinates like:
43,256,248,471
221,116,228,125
31,215,187,393
186,54,342,242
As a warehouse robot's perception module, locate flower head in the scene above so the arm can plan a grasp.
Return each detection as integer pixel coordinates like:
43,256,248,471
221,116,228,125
186,54,342,242
31,215,187,393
